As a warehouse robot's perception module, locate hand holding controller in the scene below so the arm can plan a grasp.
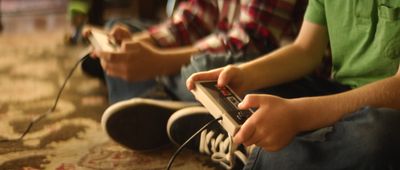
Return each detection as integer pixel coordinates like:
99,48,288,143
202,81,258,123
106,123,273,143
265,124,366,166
88,29,119,52
191,81,253,136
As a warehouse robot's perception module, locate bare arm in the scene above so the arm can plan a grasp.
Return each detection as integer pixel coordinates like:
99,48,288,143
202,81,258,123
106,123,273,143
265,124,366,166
123,34,199,76
134,41,199,76
186,21,329,94
293,66,400,132
238,21,329,91
98,36,198,82
234,63,400,152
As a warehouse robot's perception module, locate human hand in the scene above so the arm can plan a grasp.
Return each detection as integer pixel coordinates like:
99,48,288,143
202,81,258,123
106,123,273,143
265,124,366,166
234,94,302,152
82,25,131,43
82,26,92,38
81,27,99,59
186,65,246,95
109,24,132,45
82,27,122,59
96,41,161,81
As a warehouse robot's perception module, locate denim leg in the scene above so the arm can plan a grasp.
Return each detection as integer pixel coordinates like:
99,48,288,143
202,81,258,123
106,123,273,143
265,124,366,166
105,76,158,104
244,107,400,170
161,52,261,102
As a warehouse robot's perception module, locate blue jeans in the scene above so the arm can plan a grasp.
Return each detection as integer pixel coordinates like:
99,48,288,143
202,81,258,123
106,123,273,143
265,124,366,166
245,107,400,170
243,78,400,170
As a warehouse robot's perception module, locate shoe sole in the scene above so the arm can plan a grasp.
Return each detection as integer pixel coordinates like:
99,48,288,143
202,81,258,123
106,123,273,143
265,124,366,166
101,98,198,152
166,106,210,146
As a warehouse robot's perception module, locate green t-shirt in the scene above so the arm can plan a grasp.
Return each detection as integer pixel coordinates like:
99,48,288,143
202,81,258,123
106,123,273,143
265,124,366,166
304,0,400,88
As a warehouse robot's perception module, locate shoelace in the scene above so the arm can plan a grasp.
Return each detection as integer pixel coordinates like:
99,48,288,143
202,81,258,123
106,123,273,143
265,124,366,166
199,130,248,169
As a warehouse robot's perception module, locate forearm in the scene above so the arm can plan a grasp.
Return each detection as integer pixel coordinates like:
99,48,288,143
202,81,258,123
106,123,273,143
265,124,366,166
238,21,329,91
160,46,199,75
122,31,199,79
294,74,400,132
134,31,199,74
239,43,324,91
132,31,154,44
148,44,199,76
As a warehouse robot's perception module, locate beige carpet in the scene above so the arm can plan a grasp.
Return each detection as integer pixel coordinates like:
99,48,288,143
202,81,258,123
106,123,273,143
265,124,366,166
0,31,217,170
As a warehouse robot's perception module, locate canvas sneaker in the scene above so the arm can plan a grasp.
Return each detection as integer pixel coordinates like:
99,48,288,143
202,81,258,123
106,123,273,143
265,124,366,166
167,106,250,169
101,98,198,152
81,56,105,81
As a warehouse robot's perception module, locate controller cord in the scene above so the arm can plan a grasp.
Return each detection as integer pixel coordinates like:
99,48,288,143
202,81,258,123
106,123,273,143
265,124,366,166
166,116,223,170
0,48,91,143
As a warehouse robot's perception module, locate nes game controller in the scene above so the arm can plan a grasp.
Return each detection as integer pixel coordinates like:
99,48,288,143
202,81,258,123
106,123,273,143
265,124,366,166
191,81,253,136
88,29,118,52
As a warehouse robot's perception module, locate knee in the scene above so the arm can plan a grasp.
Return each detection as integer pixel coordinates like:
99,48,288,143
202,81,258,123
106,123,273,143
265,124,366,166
343,107,400,162
348,106,400,132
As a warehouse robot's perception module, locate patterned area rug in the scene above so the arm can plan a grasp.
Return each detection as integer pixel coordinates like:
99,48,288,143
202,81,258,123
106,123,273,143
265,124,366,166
0,31,217,170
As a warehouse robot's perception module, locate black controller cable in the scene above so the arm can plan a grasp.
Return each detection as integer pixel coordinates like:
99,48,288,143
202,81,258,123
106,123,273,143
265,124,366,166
166,116,223,170
0,49,91,143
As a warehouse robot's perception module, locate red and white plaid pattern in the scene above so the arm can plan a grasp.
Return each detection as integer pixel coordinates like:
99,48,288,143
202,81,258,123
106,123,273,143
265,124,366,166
148,0,299,54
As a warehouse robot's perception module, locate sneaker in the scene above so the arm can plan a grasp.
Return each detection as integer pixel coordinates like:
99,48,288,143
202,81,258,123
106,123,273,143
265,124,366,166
101,98,198,152
81,56,105,81
167,106,249,169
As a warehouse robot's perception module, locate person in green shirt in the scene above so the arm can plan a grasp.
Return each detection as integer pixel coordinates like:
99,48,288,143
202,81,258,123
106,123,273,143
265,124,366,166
167,0,400,169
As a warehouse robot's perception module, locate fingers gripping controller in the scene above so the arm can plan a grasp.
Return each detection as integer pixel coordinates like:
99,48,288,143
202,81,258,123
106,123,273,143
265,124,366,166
191,81,253,136
88,29,119,52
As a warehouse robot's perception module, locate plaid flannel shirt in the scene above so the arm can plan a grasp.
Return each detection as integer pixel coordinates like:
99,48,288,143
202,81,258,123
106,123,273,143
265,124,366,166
148,0,300,54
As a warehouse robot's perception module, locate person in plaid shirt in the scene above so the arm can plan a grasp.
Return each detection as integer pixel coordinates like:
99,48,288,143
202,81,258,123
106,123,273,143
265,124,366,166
87,0,306,167
148,0,295,54
92,0,305,103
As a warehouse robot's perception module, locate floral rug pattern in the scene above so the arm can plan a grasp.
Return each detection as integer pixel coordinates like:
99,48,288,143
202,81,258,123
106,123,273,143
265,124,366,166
0,32,215,170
